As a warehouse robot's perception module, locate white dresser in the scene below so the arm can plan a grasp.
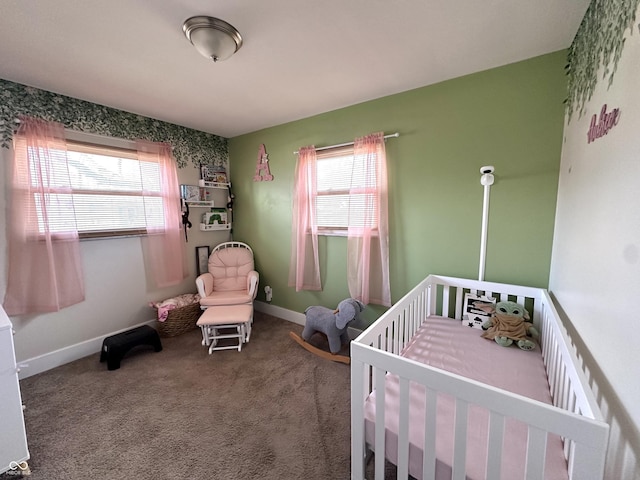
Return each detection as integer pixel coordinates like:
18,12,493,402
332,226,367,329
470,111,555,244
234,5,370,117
0,307,29,474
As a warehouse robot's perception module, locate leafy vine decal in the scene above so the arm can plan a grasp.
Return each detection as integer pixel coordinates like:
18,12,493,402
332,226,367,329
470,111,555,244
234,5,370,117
566,0,640,120
0,79,228,169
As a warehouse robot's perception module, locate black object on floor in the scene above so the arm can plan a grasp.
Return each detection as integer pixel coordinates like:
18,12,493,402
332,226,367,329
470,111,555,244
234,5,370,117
100,325,162,370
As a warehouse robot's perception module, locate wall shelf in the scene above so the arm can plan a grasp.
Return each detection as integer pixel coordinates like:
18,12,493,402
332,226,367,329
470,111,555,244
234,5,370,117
185,200,215,208
200,223,231,231
182,178,232,233
199,180,230,189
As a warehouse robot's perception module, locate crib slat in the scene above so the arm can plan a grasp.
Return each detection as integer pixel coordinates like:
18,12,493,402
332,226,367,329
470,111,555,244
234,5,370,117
541,314,551,363
486,412,505,478
454,287,463,319
401,308,407,350
391,322,395,353
533,299,543,331
442,286,450,317
452,398,468,480
408,302,415,347
405,304,410,349
548,336,559,402
525,426,547,480
553,349,564,403
415,287,430,329
397,378,410,479
396,313,402,352
423,388,438,480
561,367,570,410
374,368,386,479
393,313,399,354
558,366,569,410
409,305,415,339
555,364,565,408
565,393,578,459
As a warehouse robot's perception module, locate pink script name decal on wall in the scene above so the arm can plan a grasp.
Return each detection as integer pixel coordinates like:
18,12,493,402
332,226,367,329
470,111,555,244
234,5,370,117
587,104,621,144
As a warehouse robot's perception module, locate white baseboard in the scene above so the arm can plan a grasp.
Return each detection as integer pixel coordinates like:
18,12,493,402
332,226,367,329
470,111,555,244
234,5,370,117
18,303,363,379
18,319,156,380
254,301,363,339
254,300,306,325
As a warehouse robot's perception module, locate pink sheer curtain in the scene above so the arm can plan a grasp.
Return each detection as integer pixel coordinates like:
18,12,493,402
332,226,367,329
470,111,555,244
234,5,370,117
288,146,322,291
3,117,85,315
347,132,391,306
137,140,188,288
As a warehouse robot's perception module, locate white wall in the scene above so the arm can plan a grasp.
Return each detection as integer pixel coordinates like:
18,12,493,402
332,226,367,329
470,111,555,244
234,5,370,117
0,140,231,370
549,9,640,478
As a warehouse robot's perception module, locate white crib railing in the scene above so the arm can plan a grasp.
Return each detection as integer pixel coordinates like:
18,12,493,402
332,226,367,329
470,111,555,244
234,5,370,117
351,275,609,480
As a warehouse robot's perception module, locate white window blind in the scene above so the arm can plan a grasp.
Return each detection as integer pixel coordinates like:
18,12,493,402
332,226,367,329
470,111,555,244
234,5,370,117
315,145,378,232
27,140,164,238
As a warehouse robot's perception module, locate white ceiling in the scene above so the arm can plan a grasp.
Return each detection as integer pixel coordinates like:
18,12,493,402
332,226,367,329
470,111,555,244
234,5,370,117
0,0,589,139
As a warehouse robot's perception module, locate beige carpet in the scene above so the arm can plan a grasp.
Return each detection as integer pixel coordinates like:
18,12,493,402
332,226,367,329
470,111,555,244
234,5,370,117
2,312,376,480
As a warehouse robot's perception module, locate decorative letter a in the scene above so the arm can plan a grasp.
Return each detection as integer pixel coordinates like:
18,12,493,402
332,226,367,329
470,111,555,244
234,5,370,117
253,144,273,181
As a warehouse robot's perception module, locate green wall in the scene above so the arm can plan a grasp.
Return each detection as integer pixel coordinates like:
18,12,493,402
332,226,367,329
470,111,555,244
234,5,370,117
229,51,567,326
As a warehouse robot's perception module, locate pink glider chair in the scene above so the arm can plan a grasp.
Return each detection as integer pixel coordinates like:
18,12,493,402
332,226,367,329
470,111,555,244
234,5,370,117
195,241,259,309
195,242,259,351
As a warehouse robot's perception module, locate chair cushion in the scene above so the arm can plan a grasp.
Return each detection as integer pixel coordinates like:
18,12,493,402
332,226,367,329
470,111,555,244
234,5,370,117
199,290,254,307
208,247,255,292
197,304,253,326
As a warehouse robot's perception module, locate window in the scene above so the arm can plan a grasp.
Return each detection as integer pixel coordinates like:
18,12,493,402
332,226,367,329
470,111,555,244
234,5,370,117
315,145,378,234
23,138,164,239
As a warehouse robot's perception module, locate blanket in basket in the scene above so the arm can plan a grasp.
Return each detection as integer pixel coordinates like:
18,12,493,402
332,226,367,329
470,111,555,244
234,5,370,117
150,293,200,322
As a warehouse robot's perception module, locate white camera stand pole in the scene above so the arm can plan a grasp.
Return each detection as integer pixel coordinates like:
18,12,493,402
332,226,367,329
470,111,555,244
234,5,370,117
478,166,495,281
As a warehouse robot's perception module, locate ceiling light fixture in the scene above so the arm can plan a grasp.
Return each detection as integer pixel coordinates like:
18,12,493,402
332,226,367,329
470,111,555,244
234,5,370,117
182,16,243,62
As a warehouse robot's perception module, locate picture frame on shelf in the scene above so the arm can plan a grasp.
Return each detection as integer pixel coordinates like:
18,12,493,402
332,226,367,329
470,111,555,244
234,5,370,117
196,245,210,276
212,171,228,184
200,164,217,183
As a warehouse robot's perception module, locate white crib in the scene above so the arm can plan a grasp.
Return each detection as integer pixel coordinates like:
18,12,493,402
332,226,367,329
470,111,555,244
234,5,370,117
351,275,609,479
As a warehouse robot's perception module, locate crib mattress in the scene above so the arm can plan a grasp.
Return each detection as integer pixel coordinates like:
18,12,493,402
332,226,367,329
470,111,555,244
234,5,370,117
363,315,569,480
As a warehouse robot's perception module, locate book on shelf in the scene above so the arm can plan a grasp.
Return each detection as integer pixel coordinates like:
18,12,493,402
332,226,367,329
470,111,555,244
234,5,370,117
212,171,227,183
202,208,228,225
200,165,228,184
180,185,200,202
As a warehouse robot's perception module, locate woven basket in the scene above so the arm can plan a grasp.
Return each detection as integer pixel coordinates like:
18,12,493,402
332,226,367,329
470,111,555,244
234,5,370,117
156,302,202,337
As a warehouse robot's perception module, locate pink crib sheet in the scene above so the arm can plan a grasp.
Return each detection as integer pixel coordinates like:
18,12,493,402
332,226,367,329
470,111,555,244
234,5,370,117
364,315,568,480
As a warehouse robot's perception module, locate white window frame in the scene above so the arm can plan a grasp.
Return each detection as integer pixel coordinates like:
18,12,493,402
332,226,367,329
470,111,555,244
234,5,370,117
26,131,164,240
315,145,379,237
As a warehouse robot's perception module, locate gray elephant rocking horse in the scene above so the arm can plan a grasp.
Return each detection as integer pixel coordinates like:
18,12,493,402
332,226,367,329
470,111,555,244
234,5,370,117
289,298,364,364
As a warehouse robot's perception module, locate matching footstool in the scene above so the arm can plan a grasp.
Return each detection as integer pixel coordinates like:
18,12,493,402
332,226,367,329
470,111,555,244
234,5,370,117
196,304,253,354
100,325,162,370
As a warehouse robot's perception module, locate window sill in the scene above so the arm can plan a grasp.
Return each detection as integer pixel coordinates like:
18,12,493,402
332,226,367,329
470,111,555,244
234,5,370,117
316,229,380,238
317,229,346,237
79,229,147,241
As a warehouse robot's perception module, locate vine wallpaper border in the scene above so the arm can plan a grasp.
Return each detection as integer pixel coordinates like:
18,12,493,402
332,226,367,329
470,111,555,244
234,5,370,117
566,0,640,120
0,79,228,169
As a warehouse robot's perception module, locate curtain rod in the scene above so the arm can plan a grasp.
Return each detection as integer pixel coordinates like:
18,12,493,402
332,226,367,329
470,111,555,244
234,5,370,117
293,132,399,155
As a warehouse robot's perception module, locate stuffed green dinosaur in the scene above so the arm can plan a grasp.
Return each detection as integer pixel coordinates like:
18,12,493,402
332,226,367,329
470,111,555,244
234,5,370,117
476,300,539,351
